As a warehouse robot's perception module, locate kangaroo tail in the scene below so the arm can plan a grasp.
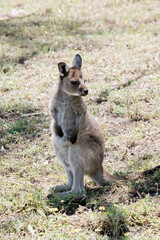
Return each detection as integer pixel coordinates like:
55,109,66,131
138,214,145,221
92,167,127,186
127,164,160,180
92,165,160,186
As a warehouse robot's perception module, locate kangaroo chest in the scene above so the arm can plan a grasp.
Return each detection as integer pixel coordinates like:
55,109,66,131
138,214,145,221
57,105,76,133
51,95,87,142
55,102,84,143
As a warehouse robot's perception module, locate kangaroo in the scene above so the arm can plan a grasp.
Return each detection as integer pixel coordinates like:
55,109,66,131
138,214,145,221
50,54,129,196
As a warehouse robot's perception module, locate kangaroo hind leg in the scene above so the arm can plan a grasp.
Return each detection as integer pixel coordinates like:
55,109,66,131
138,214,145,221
91,167,110,186
54,168,73,192
69,145,85,195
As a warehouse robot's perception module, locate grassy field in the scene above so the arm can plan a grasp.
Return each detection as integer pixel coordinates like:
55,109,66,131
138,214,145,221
0,0,160,239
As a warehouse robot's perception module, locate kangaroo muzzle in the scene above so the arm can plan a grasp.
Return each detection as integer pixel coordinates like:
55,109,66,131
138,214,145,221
79,87,88,96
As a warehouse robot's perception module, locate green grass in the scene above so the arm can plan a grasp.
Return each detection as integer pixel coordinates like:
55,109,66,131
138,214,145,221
0,0,160,239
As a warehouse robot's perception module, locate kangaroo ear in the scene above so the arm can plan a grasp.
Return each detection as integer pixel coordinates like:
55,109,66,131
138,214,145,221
58,62,69,77
72,54,82,69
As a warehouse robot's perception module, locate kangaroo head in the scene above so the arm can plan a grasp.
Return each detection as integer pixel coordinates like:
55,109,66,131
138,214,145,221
58,54,88,97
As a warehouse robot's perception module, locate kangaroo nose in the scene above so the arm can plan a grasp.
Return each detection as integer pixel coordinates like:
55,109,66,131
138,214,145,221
82,89,88,95
79,87,88,96
84,89,88,95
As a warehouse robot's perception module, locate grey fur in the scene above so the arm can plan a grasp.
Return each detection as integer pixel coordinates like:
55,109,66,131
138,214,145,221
72,54,82,69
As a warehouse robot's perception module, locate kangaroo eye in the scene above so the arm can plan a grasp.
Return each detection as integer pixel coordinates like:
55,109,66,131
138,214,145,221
71,81,79,85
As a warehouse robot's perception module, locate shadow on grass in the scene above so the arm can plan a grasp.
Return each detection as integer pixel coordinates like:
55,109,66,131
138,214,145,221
47,186,112,215
1,220,18,236
46,166,160,238
46,186,129,239
46,166,160,214
0,98,49,148
129,166,160,198
0,115,49,149
0,10,104,69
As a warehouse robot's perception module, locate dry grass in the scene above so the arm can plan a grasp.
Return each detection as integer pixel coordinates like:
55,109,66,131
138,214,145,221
0,0,160,239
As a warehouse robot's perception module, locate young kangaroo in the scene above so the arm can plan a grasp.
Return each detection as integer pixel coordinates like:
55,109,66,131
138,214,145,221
50,54,127,196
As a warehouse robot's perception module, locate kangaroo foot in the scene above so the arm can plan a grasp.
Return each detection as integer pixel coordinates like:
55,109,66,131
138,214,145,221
56,190,86,198
53,184,72,193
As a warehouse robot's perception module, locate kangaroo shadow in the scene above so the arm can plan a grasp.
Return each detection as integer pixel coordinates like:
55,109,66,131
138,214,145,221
46,184,114,216
46,185,129,239
46,166,160,239
46,166,160,215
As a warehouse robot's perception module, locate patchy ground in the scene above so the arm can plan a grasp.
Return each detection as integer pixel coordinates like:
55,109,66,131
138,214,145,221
0,0,160,239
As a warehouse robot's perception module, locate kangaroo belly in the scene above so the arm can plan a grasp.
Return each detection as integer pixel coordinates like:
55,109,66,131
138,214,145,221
52,126,72,170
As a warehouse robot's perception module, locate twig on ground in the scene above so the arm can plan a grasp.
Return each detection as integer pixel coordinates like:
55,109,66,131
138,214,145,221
21,112,44,117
